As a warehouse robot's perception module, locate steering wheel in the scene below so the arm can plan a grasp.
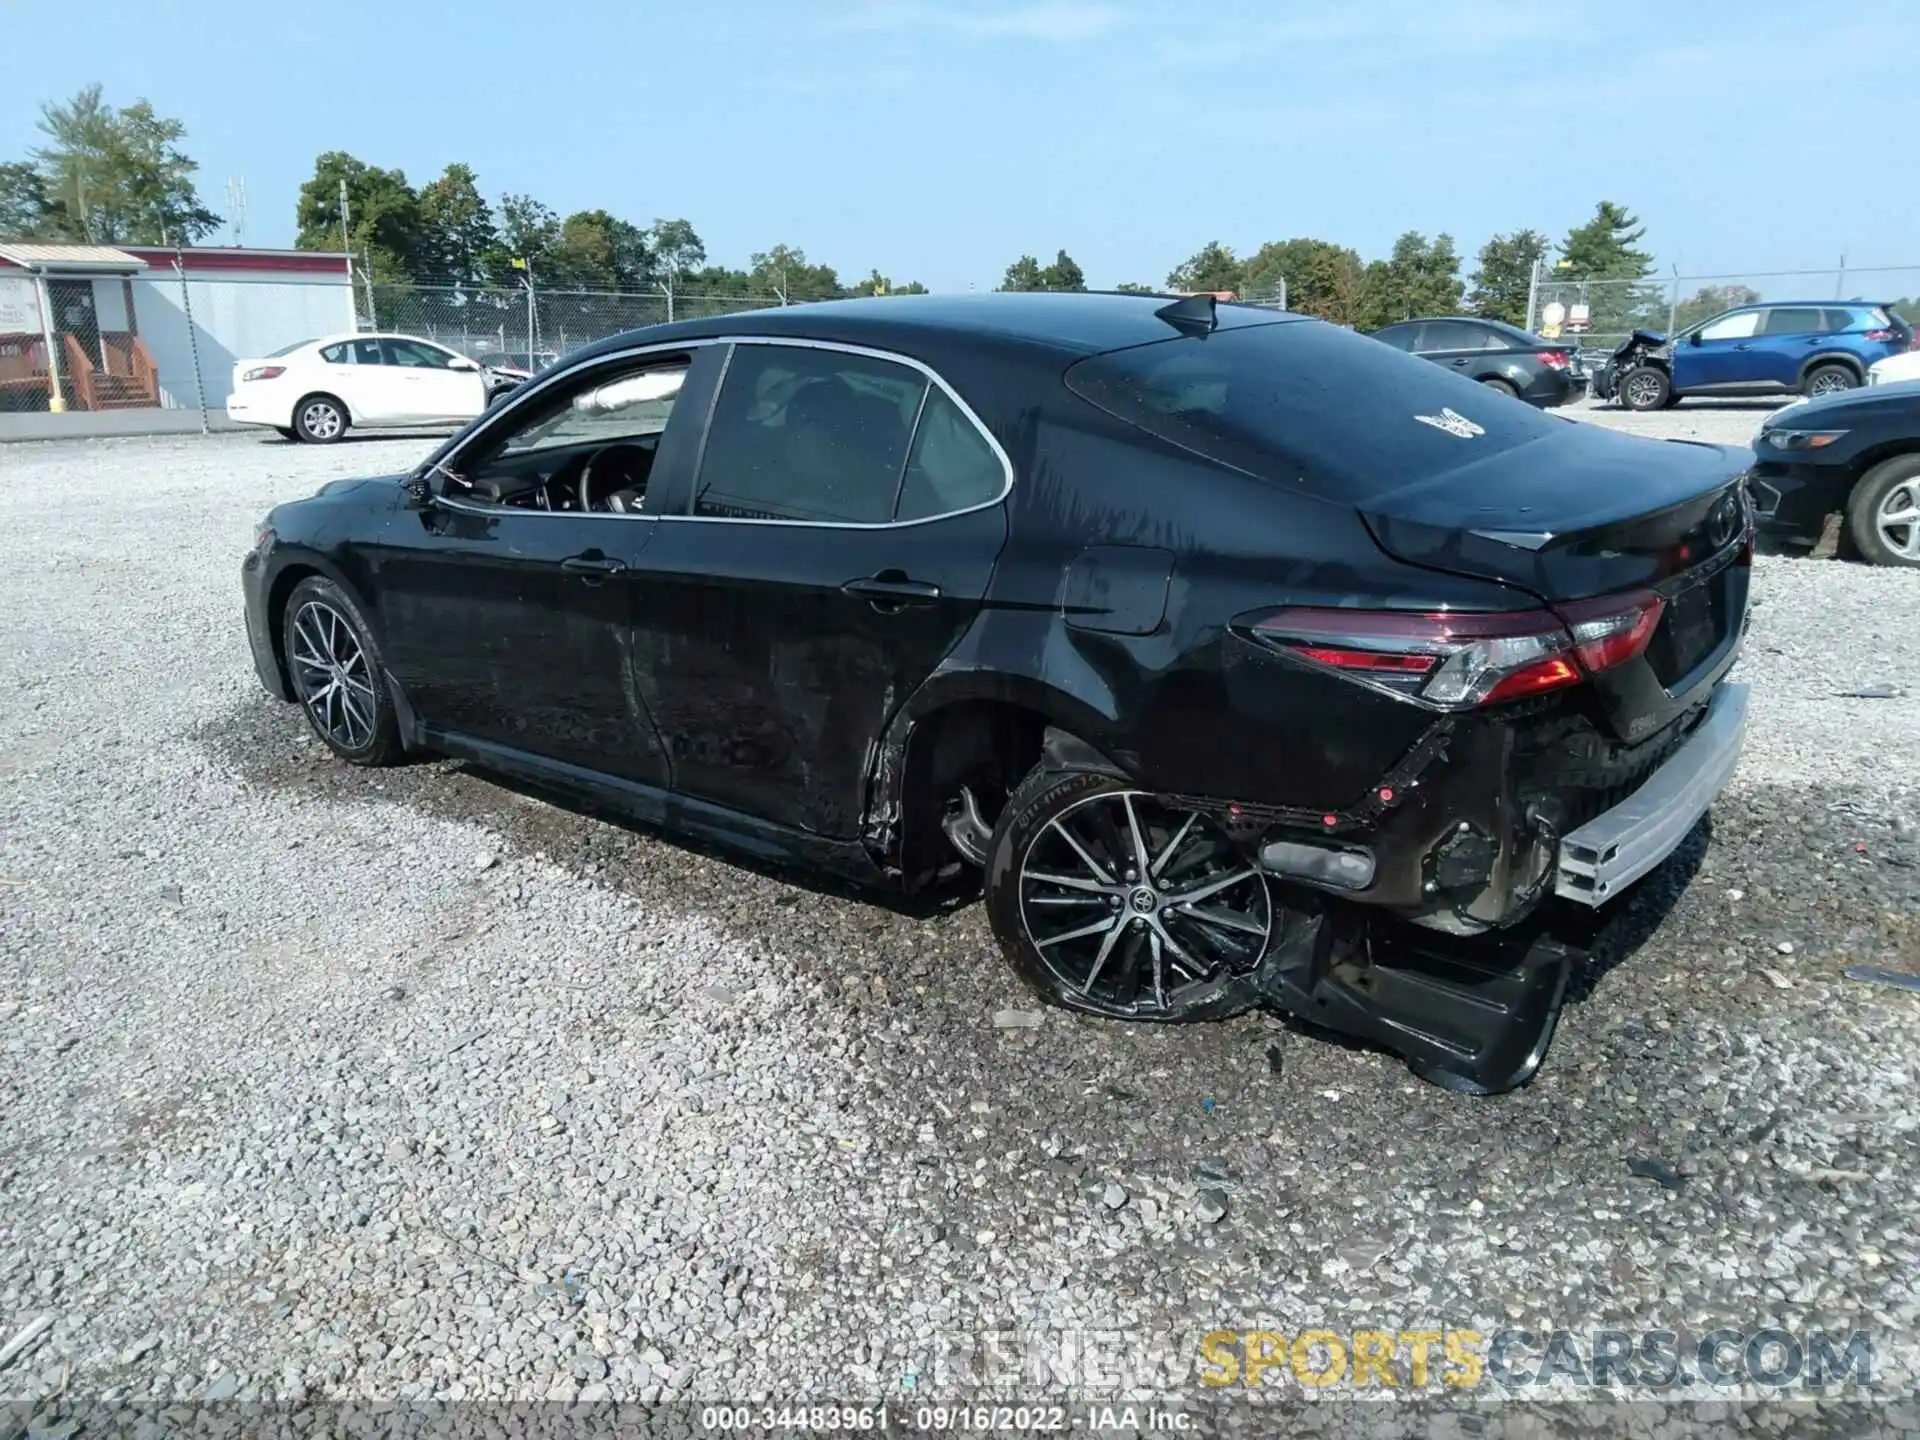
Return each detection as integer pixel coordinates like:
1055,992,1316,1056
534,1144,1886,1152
579,444,652,514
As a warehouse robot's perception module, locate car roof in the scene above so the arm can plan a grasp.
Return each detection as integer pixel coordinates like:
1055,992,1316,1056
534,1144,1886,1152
570,291,1308,365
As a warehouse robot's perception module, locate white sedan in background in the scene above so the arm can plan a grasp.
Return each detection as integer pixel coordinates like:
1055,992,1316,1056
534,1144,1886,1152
226,333,525,443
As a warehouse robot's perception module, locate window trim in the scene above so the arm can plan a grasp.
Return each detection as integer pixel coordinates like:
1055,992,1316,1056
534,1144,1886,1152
433,335,1014,529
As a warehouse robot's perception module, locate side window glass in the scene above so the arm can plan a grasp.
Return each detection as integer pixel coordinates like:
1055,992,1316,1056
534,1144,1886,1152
320,342,352,364
693,345,926,524
1823,308,1860,333
387,339,455,368
897,388,1006,522
1373,324,1415,351
500,363,688,457
351,338,385,365
1697,310,1761,341
1417,322,1472,352
1760,307,1823,336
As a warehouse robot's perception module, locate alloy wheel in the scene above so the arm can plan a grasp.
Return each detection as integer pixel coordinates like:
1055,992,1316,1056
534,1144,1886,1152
1018,790,1271,1017
289,600,378,750
300,400,343,440
1877,481,1920,561
1809,371,1852,397
1623,372,1662,409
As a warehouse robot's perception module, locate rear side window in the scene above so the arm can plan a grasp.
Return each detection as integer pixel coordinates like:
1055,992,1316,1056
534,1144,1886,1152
1761,307,1827,336
319,342,352,364
1064,319,1562,502
896,388,1005,522
351,338,385,366
1418,321,1496,352
694,345,927,524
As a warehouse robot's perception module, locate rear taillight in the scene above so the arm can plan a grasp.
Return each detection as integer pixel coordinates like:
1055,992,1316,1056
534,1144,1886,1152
242,365,285,382
1253,590,1665,711
1537,350,1571,370
1864,329,1896,343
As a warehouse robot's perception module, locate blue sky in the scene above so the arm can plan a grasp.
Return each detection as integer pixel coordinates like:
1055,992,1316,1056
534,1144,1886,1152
5,0,1914,293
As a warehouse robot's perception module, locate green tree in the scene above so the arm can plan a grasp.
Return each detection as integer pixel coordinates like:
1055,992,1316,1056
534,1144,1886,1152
1000,254,1045,291
1039,249,1086,291
550,209,652,289
1557,201,1658,337
31,84,219,244
1468,229,1550,326
416,163,497,284
1671,283,1762,333
1166,241,1242,294
1113,281,1159,294
295,152,427,283
647,219,707,281
750,244,840,301
1240,238,1365,322
847,270,928,296
0,161,65,239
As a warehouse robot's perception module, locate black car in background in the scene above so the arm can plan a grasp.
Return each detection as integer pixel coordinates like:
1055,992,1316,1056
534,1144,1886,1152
242,292,1753,1093
1368,317,1583,407
1750,381,1920,566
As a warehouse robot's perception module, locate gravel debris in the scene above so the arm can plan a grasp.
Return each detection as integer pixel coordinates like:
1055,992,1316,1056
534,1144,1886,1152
2,425,1918,1405
1192,1189,1228,1225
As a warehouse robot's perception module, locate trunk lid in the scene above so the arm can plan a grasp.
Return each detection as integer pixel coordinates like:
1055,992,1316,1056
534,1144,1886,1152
1360,426,1752,741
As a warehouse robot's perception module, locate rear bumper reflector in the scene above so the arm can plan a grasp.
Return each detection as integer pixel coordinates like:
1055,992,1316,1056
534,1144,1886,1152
1554,681,1749,905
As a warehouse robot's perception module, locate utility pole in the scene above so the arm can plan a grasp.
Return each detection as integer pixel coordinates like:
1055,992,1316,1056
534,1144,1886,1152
339,178,358,327
1524,258,1542,335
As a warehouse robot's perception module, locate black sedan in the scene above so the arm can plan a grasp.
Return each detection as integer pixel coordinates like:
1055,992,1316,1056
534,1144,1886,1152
1368,317,1583,407
242,292,1753,1093
1749,381,1920,566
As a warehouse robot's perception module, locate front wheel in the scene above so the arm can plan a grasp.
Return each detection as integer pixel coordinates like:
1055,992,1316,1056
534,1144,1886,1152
1618,365,1670,411
1846,455,1920,568
282,576,402,764
983,768,1274,1022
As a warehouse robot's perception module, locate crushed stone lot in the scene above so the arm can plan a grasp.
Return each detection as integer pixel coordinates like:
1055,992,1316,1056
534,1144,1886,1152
2,406,1918,1418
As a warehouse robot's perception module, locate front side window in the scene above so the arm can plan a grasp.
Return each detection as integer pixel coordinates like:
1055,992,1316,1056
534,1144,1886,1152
1697,310,1761,341
386,339,457,368
693,345,928,524
500,363,690,457
1371,324,1419,352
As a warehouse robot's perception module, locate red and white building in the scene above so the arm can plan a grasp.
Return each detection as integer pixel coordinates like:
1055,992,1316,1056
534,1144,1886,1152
0,244,355,413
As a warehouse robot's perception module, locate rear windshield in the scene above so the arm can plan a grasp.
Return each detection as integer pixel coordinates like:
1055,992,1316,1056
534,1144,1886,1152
1064,320,1561,501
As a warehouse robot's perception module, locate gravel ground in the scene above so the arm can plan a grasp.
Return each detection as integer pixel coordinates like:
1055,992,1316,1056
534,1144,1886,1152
2,414,1917,1420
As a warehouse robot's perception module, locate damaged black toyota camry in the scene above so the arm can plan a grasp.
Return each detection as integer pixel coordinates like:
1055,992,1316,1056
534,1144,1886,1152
242,292,1752,1094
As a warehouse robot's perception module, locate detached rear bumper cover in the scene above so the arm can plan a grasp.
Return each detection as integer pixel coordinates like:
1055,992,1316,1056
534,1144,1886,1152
1555,681,1748,904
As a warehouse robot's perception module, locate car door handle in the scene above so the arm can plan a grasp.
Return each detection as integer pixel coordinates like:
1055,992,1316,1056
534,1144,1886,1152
841,575,941,608
1733,344,1752,351
1449,357,1470,366
562,553,627,581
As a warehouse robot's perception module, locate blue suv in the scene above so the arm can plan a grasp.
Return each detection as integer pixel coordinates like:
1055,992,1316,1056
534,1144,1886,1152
1595,301,1912,411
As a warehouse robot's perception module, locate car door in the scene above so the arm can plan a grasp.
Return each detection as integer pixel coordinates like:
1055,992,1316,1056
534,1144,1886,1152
384,338,487,422
1753,306,1832,388
1412,320,1486,374
1676,308,1765,389
628,338,1012,838
372,345,719,786
313,337,388,423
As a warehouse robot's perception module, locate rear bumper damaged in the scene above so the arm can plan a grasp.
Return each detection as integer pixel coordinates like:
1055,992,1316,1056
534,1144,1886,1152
1131,679,1747,1094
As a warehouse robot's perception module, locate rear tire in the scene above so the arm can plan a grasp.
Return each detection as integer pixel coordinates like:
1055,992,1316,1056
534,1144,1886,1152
1619,365,1670,411
983,765,1272,1023
1846,455,1920,568
293,394,349,444
1478,377,1519,399
1802,363,1857,399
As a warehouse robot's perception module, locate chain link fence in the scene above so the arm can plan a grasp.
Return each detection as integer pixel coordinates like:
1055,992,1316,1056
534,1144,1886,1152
355,282,790,370
1527,264,1920,359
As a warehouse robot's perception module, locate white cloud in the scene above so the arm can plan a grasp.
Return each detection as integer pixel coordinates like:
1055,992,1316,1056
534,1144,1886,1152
836,0,1126,42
